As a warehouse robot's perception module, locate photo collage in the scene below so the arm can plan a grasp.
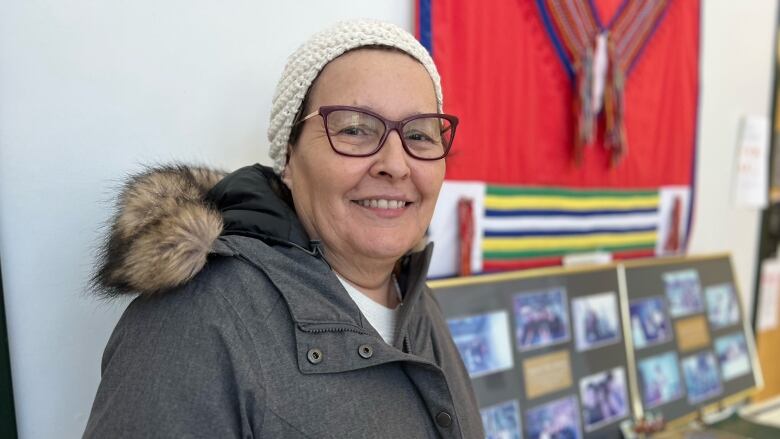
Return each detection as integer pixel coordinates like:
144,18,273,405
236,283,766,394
448,285,629,438
436,256,758,438
630,268,753,416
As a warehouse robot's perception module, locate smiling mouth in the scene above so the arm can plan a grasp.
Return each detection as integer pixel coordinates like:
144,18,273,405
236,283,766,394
352,199,411,209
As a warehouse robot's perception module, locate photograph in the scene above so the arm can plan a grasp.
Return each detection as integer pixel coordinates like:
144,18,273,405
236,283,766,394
629,297,673,349
714,333,752,381
663,269,704,317
682,351,723,404
706,283,740,329
525,395,582,439
637,351,684,409
572,292,622,351
514,287,570,351
481,400,522,439
579,367,630,432
447,310,514,378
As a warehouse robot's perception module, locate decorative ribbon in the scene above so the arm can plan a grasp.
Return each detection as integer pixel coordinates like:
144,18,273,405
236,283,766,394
537,0,671,164
663,195,681,253
457,198,474,276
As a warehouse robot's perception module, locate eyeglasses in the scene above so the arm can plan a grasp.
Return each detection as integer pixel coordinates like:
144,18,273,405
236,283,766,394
294,105,458,160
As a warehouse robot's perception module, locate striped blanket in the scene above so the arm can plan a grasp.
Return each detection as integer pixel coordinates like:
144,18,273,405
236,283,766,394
482,186,659,271
427,183,688,278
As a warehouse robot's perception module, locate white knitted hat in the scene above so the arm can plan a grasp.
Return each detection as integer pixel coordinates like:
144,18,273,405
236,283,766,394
267,19,443,174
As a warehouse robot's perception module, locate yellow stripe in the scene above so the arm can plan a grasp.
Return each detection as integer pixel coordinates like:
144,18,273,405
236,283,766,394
484,195,659,210
482,232,658,252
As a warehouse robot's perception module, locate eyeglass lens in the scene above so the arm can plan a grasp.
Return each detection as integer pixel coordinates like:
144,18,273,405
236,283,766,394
325,109,453,159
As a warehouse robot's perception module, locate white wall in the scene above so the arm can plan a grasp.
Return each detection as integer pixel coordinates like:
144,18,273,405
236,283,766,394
0,2,411,438
1,1,778,438
688,0,778,312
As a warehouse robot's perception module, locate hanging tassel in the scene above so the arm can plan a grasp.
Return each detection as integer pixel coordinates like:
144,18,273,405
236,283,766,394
603,37,628,166
591,32,609,114
575,47,596,164
575,33,610,165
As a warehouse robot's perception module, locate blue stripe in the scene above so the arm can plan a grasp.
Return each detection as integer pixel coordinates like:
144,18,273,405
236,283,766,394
534,0,575,79
484,225,658,238
419,0,433,54
485,208,659,217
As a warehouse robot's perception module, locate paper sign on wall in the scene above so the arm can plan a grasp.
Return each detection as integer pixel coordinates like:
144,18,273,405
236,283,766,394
734,115,769,209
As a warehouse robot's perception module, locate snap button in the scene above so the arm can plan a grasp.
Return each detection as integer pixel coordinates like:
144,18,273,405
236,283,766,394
358,344,374,359
435,411,452,428
307,348,323,364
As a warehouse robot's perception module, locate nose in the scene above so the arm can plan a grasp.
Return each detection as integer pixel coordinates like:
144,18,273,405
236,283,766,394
369,129,411,180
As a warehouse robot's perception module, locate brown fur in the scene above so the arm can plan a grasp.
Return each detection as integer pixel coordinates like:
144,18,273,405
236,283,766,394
92,164,227,297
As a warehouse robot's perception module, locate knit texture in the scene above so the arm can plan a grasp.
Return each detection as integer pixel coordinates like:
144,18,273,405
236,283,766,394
267,19,443,174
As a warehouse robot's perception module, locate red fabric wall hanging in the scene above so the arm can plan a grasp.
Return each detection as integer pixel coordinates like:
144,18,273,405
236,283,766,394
420,0,700,276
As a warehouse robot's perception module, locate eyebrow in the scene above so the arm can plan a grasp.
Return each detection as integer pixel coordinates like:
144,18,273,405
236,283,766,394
331,103,437,117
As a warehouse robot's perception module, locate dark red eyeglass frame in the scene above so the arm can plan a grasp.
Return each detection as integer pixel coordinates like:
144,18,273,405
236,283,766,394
295,105,459,160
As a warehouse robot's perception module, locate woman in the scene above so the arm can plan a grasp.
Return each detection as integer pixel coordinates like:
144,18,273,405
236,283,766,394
84,19,483,438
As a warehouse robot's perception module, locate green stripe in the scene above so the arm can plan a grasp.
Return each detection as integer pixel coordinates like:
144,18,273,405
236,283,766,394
483,243,656,260
486,186,658,198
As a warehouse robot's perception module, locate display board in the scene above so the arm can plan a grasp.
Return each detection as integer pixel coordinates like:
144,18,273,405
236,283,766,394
431,265,633,439
431,254,762,438
622,255,762,424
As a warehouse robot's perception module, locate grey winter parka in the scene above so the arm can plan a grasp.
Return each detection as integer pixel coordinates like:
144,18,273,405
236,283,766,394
84,164,484,438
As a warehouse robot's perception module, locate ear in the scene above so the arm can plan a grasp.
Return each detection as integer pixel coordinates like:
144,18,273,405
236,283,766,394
281,145,294,189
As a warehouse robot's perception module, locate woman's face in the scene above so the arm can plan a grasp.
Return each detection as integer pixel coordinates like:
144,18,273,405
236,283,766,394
282,49,445,264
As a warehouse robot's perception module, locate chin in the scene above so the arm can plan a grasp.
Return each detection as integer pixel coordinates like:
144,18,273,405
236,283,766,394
355,235,418,261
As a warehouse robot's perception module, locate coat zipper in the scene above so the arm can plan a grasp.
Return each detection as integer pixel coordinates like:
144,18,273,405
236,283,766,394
302,326,368,335
298,322,369,336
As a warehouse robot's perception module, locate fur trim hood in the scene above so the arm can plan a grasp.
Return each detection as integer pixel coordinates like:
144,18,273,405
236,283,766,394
93,164,308,297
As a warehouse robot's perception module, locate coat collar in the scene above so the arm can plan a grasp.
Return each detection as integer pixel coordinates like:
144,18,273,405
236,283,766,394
207,164,312,251
218,234,434,331
216,235,439,375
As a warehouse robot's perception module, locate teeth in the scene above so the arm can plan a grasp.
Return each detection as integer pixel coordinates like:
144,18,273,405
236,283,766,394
356,199,407,209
